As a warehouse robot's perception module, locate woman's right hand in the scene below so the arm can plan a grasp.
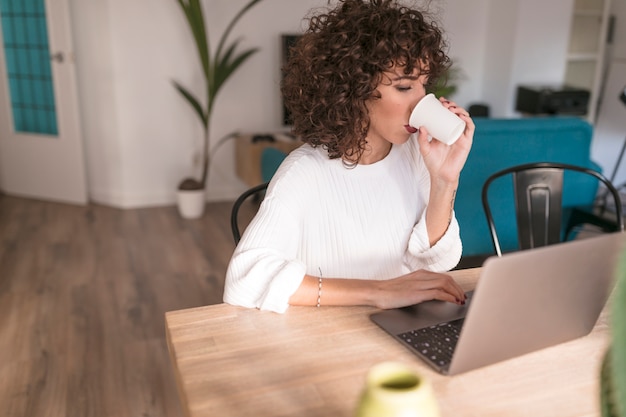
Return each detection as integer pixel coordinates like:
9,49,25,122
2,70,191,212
373,270,467,310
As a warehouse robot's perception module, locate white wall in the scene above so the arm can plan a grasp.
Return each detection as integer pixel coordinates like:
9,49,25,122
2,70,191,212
440,0,489,109
70,0,124,206
591,0,626,187
509,0,574,116
461,0,574,118
69,0,581,208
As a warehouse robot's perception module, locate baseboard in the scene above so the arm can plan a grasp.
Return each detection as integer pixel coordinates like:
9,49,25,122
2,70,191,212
88,183,244,209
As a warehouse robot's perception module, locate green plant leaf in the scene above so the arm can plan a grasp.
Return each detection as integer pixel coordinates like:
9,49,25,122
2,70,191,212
176,0,210,80
172,81,208,128
217,48,259,89
217,38,242,68
216,0,264,59
208,39,243,99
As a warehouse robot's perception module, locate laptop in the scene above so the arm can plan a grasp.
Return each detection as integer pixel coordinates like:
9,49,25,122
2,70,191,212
371,231,625,375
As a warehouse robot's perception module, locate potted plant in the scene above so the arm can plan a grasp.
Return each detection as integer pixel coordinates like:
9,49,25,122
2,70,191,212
173,0,264,218
427,63,464,98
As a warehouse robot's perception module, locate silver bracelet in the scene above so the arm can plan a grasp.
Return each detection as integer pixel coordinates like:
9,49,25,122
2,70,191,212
316,267,323,308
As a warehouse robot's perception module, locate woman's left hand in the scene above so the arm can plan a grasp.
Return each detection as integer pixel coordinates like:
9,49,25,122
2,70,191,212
416,97,474,185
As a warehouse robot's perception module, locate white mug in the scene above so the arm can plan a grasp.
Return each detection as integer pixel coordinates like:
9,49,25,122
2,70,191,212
409,93,466,145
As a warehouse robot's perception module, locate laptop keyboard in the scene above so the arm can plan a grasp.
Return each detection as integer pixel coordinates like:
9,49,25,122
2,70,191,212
398,318,465,369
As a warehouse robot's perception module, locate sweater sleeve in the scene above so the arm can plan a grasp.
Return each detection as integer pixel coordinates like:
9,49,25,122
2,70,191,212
223,194,307,313
404,209,463,272
402,139,463,272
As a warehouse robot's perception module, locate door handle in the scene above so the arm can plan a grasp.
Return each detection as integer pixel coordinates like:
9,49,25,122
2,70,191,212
50,52,64,63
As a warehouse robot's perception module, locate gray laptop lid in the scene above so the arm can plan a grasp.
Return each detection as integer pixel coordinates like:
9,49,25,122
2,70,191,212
371,232,625,375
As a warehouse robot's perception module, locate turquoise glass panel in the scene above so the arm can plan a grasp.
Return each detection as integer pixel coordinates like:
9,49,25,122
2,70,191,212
13,0,23,13
43,79,53,106
29,49,42,75
0,0,58,135
33,79,45,105
23,1,37,14
0,16,12,43
14,107,24,131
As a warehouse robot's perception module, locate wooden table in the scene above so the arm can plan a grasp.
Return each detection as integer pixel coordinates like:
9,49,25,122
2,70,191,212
165,268,610,417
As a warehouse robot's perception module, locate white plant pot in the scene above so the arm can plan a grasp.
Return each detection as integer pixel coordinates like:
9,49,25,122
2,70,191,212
176,188,206,219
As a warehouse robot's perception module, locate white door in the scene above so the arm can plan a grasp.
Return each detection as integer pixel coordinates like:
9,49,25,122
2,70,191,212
0,0,87,205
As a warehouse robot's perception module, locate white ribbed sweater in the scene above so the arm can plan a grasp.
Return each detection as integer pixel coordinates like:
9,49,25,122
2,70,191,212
223,139,463,313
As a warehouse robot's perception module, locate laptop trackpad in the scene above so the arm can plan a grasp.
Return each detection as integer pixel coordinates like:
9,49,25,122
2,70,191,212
371,291,473,335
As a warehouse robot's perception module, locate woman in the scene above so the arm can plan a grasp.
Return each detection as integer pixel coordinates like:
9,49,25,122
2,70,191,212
224,0,474,313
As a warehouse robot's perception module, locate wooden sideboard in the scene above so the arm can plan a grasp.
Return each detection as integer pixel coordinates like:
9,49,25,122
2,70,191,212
235,132,301,186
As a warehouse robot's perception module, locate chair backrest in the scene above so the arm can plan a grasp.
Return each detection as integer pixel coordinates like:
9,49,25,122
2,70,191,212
456,117,596,257
231,182,269,244
481,162,624,256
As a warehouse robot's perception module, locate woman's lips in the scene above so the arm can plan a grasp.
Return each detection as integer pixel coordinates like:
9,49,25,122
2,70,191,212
405,125,418,134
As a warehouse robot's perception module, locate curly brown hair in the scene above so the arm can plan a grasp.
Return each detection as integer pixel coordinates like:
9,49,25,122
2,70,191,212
281,0,451,164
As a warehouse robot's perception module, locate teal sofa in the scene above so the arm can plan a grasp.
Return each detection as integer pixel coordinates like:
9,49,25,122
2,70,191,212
457,116,600,262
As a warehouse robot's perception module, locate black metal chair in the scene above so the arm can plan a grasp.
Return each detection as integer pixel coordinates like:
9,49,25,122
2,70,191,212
481,162,624,256
230,182,269,244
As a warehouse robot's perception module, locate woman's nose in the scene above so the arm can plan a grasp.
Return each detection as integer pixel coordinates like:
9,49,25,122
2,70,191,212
408,99,420,117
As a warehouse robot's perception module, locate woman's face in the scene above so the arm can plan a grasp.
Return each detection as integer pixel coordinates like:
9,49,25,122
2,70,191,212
365,67,428,152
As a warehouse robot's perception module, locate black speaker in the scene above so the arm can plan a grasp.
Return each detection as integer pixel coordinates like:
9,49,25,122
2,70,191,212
515,85,590,115
468,103,490,118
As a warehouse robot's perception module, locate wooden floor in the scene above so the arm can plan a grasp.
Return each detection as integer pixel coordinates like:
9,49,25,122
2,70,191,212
0,194,258,417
